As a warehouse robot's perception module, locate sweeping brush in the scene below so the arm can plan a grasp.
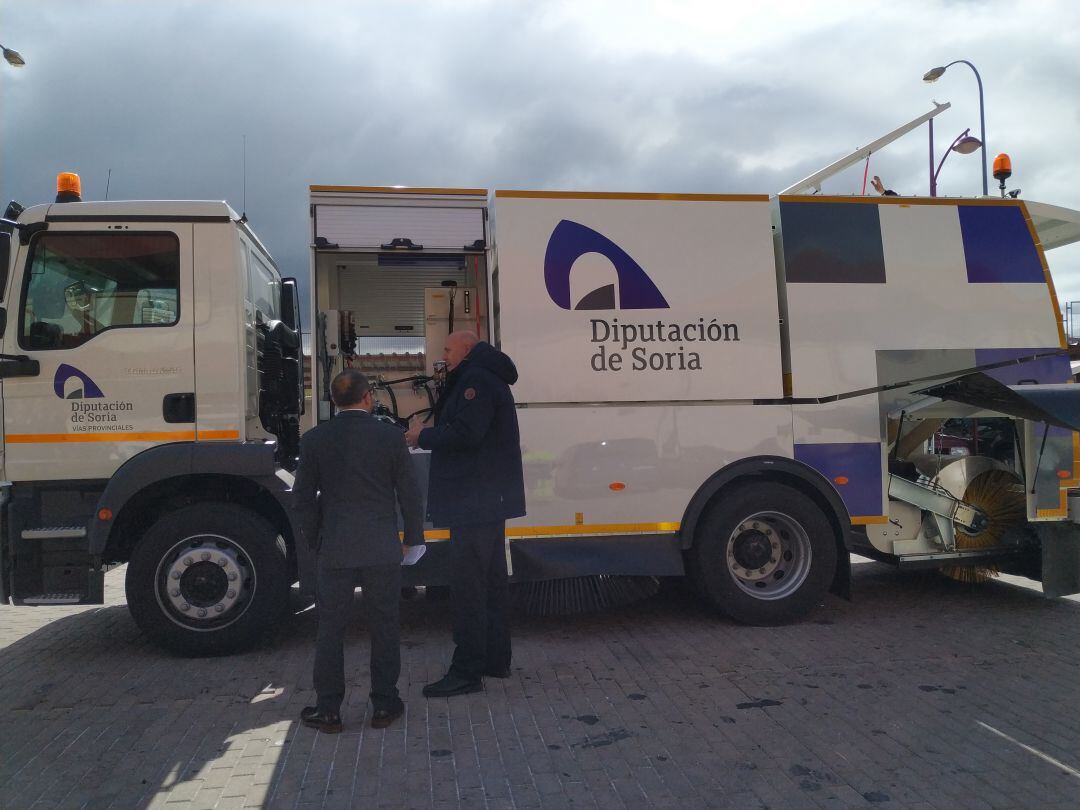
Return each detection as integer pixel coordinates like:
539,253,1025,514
944,469,1025,583
511,575,661,617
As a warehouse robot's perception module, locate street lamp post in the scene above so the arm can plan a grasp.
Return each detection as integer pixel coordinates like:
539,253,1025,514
930,126,983,196
0,44,25,67
924,60,987,196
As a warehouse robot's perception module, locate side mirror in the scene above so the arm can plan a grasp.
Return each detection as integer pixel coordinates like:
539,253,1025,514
281,278,302,333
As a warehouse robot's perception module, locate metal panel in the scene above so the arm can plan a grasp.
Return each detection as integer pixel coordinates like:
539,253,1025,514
513,403,793,527
783,200,1064,399
494,195,784,403
316,205,483,249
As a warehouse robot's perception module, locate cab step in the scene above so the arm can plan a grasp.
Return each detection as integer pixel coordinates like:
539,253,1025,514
19,593,85,605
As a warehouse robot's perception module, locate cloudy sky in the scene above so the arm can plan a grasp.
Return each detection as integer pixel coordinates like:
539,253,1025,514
2,0,1079,324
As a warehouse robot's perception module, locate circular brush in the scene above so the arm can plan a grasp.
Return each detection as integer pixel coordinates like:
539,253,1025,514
511,575,661,617
945,469,1025,583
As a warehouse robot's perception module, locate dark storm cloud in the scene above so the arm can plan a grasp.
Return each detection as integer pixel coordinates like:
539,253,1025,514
2,1,1078,309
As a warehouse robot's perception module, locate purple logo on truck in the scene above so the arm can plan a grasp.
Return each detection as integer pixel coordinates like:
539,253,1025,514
54,363,104,400
544,220,669,310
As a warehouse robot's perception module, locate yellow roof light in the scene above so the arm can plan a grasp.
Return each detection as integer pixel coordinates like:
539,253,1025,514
56,172,82,203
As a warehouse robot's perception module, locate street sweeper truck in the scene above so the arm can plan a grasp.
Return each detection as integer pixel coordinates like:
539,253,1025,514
3,171,1080,654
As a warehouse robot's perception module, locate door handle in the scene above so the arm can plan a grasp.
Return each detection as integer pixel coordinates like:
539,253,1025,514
163,393,195,423
0,355,40,378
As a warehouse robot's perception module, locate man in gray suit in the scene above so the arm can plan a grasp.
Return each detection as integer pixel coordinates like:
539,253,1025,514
293,369,425,732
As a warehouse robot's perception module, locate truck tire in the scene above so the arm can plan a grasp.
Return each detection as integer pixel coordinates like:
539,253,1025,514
125,503,289,656
690,483,837,625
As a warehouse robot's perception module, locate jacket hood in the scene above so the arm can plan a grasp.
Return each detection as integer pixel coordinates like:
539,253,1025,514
466,341,518,385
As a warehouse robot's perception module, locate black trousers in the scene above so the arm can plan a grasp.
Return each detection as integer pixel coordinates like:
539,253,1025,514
448,521,511,681
313,561,402,714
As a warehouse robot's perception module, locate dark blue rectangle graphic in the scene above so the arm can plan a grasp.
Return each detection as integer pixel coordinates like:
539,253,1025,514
780,202,886,283
959,205,1044,283
794,442,883,517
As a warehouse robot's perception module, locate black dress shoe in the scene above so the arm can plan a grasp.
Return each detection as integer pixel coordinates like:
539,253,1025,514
371,703,404,729
422,673,483,698
484,667,512,679
301,707,342,733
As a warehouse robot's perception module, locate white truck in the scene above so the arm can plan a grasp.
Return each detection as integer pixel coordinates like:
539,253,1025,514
4,173,1080,654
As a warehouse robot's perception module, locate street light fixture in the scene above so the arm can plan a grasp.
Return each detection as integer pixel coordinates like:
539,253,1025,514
1,44,25,67
924,60,987,195
930,126,983,197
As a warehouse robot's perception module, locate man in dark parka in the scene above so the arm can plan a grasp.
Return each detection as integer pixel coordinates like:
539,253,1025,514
405,330,526,697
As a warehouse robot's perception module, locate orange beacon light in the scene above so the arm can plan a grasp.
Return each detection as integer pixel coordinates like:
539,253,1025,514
993,153,1012,182
992,153,1013,198
56,172,82,203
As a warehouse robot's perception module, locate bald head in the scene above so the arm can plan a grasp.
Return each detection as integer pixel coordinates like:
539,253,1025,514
330,368,371,408
444,331,479,371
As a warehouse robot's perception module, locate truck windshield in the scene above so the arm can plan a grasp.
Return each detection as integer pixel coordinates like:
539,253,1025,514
19,232,180,350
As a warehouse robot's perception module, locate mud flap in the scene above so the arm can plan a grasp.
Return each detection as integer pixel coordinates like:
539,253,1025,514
1037,522,1080,598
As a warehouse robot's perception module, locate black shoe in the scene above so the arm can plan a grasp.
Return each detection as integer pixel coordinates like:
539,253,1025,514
301,707,342,733
422,673,483,698
484,667,512,679
371,703,405,729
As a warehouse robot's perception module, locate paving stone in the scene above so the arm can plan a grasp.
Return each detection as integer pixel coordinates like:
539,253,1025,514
3,562,1080,808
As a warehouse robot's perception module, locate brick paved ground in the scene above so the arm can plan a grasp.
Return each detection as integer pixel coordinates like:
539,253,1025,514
2,560,1080,809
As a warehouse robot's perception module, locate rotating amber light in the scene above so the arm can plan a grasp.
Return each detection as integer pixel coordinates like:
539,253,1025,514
55,172,82,203
993,153,1012,182
57,172,81,195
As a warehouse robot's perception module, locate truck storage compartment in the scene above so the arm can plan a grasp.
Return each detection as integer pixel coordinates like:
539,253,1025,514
310,186,490,425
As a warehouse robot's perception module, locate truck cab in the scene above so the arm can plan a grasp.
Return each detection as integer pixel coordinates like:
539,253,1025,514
0,176,305,654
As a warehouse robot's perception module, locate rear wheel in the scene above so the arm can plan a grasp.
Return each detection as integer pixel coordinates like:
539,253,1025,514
690,482,837,625
126,503,289,655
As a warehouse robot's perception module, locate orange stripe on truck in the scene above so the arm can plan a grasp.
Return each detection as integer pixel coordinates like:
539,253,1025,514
5,430,198,444
5,429,240,444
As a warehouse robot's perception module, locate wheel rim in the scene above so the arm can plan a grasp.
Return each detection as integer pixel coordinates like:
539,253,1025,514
154,533,257,631
725,510,812,600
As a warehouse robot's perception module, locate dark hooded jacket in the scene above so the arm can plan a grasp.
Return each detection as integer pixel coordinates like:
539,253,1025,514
418,341,526,527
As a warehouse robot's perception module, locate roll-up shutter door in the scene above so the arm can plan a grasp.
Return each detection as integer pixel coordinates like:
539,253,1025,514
338,265,467,336
316,205,484,249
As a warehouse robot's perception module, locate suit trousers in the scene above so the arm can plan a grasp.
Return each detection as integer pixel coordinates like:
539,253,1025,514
313,561,402,714
448,521,511,681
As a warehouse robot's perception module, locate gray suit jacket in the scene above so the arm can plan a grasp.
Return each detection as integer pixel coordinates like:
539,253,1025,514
292,409,425,569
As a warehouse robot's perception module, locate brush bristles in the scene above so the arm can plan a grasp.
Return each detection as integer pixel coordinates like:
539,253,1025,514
944,469,1025,583
512,575,661,617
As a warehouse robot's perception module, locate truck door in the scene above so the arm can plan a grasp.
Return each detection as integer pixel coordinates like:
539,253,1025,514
1,223,196,481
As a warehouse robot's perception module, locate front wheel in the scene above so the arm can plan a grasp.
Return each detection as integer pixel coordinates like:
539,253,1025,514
126,503,290,655
690,483,837,625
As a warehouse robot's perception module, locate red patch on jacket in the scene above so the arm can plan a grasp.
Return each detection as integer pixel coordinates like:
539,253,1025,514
464,387,477,400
